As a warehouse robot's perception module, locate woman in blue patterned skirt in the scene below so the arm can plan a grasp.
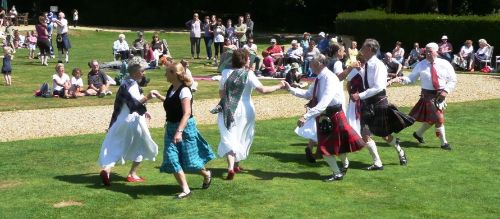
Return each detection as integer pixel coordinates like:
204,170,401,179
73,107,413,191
155,63,215,199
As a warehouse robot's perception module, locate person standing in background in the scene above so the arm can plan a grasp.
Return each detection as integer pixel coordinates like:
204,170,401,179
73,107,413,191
245,13,254,39
185,13,201,59
72,9,78,28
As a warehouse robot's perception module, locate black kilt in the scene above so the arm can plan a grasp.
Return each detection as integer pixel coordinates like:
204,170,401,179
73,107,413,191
56,33,71,50
362,94,415,137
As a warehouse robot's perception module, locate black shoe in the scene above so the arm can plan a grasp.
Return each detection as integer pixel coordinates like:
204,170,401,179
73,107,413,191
305,147,316,163
366,165,384,171
324,173,343,182
413,132,425,143
341,167,348,175
57,60,63,63
441,143,452,150
202,170,212,189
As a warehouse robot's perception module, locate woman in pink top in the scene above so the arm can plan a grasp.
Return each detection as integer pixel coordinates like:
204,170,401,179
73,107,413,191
261,50,276,77
35,16,51,66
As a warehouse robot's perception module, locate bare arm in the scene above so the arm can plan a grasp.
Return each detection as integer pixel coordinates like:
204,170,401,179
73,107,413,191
255,83,283,94
173,98,192,144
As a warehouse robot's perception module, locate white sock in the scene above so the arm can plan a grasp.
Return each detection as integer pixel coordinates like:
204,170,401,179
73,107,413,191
390,137,405,157
323,155,341,175
436,126,448,145
366,140,383,167
339,153,349,169
416,123,432,137
65,53,69,62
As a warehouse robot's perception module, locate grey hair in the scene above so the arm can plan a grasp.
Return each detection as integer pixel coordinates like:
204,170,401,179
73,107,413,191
311,54,329,66
426,42,439,52
363,38,380,53
127,56,148,74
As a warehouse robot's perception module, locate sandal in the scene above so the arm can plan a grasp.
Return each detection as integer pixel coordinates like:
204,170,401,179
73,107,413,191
176,191,192,199
202,170,212,189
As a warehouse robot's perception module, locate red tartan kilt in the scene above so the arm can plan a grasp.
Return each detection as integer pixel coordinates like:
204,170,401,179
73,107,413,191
317,111,365,156
409,95,445,124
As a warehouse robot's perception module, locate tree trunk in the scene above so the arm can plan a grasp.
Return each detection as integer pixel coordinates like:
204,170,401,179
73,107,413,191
386,0,393,13
426,0,439,13
447,0,453,14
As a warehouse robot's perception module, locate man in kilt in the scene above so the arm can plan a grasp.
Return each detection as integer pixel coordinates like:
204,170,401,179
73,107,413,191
285,54,365,181
391,42,457,150
350,39,414,170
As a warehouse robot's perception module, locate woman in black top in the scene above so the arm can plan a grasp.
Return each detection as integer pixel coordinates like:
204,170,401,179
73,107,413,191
155,63,215,199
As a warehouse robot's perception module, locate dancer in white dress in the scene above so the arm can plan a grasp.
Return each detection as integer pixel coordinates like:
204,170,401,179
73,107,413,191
98,57,159,186
217,49,284,180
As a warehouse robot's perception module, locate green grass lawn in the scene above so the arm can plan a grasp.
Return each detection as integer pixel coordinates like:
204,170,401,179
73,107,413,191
1,99,499,218
0,30,286,112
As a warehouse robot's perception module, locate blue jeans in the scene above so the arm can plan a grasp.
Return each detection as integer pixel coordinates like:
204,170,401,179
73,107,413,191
204,37,213,59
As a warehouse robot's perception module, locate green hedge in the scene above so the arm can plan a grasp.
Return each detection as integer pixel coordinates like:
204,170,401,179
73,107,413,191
336,10,500,57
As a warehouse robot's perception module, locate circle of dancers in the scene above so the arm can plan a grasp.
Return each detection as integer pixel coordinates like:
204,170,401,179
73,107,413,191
97,38,457,199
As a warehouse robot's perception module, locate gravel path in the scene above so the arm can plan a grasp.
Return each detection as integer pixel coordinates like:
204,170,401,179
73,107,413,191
1,74,499,142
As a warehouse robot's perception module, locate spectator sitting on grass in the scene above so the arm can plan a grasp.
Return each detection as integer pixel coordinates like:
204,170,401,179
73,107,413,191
86,60,112,97
285,40,303,65
392,41,405,64
458,40,474,71
384,52,403,80
286,62,307,88
113,33,130,61
438,35,453,63
132,31,146,58
68,67,85,98
52,63,71,98
404,42,423,69
266,38,284,66
261,50,277,77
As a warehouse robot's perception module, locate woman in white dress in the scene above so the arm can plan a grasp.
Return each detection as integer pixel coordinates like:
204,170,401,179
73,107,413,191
218,49,284,180
98,57,159,186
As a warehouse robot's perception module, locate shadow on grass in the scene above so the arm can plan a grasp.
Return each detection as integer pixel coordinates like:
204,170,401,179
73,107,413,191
54,173,179,199
256,152,370,171
376,140,435,149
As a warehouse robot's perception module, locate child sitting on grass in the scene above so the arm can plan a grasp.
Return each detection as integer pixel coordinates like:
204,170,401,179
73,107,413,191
68,68,85,98
2,47,13,86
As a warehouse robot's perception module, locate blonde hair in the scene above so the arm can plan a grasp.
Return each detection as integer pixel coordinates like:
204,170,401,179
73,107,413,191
167,63,193,87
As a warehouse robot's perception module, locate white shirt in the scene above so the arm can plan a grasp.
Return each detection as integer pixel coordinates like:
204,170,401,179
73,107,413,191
214,25,225,43
403,58,457,93
71,77,83,87
476,46,490,56
289,67,343,120
168,87,192,100
286,47,303,59
460,45,473,57
56,19,68,34
243,43,258,54
113,40,129,53
359,55,387,100
52,73,70,91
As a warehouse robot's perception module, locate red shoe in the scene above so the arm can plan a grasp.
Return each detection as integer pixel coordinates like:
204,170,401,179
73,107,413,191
100,170,110,186
127,176,145,182
226,170,235,180
233,166,244,173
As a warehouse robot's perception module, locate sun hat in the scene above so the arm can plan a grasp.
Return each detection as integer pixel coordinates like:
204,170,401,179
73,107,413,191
441,35,448,40
270,38,277,43
291,40,298,44
291,62,300,70
319,32,325,37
